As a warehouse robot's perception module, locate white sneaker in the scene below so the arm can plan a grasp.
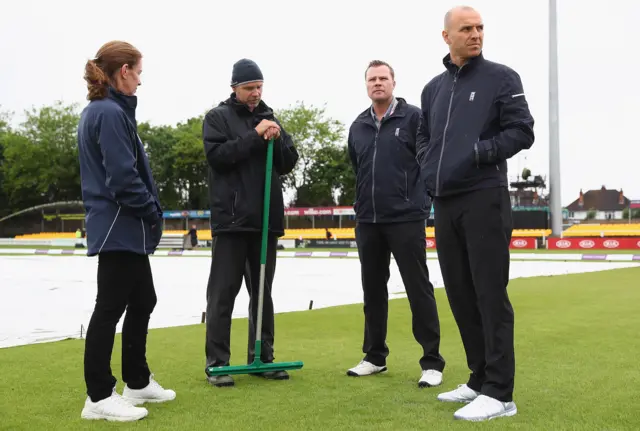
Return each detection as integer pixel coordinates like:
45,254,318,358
453,394,517,421
418,369,443,388
437,384,480,403
81,388,148,422
346,360,387,377
122,374,176,406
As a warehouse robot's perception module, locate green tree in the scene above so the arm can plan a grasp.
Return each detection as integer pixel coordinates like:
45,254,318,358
275,102,347,206
1,102,81,210
172,116,208,209
138,122,181,209
2,131,49,210
0,108,12,215
296,143,355,207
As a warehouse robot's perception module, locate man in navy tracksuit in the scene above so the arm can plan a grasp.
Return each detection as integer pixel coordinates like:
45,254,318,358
346,60,445,387
416,6,534,421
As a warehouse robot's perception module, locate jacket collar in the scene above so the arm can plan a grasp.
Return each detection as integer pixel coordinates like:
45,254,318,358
107,86,137,127
442,51,484,76
224,93,274,118
356,96,408,126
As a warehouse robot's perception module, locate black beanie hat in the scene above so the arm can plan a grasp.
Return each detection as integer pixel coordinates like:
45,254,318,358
231,59,264,87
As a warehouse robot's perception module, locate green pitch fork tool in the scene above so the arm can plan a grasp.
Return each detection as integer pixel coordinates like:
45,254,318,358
206,138,304,377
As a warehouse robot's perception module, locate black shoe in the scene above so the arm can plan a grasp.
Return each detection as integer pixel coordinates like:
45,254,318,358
207,375,235,387
250,370,290,380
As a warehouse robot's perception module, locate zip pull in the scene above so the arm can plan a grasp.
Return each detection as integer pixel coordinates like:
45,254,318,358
395,128,399,137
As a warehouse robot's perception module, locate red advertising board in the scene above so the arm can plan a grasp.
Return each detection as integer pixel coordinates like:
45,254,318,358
423,238,536,250
509,237,538,249
284,206,354,216
547,237,640,250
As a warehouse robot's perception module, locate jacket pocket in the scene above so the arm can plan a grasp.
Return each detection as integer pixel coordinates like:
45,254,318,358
404,171,409,201
474,141,480,168
232,191,237,217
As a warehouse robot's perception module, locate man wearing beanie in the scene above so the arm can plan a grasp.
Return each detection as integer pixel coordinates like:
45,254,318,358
202,59,299,388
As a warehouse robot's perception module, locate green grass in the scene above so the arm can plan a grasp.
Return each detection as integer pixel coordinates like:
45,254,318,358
1,267,639,430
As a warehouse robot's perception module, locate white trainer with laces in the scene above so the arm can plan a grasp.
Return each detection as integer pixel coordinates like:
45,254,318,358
453,394,517,421
418,369,443,387
437,384,480,403
346,360,387,376
122,374,176,406
81,388,148,422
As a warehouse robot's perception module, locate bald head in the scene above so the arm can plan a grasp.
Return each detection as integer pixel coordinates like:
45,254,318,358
442,6,484,66
444,6,478,30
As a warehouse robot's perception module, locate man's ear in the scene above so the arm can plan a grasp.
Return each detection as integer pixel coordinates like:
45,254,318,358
442,30,451,45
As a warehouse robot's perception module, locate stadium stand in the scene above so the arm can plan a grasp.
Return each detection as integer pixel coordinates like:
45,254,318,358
15,228,554,241
561,223,640,237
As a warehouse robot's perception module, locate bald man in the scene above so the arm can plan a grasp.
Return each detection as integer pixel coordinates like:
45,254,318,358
416,6,534,422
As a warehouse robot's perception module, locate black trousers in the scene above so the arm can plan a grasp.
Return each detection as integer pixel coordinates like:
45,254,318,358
205,232,278,369
433,186,515,402
355,220,445,371
84,251,157,402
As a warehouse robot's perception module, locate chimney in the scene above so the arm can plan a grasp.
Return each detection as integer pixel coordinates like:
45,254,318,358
601,185,606,191
578,189,584,207
619,190,624,205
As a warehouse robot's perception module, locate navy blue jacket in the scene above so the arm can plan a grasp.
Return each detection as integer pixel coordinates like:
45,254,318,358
77,87,163,256
348,98,430,223
416,53,535,198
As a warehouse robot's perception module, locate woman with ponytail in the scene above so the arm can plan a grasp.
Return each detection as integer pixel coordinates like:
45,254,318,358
77,41,175,422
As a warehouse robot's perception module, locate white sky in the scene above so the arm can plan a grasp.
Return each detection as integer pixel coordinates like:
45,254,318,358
1,0,638,207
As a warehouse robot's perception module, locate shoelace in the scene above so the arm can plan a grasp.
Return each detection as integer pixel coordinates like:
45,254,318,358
147,374,165,392
110,391,136,409
469,395,498,409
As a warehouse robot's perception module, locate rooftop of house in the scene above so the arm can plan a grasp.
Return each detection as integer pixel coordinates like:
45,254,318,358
566,186,630,212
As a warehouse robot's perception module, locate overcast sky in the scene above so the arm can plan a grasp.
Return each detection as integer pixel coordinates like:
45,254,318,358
1,0,638,207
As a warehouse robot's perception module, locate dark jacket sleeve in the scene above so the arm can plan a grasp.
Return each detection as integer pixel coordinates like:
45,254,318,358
203,109,264,171
347,128,357,175
98,109,158,224
415,88,431,166
476,69,535,164
271,119,298,176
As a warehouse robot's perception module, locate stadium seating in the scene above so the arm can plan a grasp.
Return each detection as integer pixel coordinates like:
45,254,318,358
279,228,552,239
14,232,78,239
18,225,640,241
561,223,640,237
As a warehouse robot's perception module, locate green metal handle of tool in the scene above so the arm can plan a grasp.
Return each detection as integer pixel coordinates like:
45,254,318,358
253,137,274,362
260,138,274,265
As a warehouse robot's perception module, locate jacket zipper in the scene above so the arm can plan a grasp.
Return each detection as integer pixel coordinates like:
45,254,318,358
435,66,463,196
372,130,379,223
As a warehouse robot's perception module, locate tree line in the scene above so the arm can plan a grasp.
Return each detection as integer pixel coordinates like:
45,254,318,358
0,101,356,217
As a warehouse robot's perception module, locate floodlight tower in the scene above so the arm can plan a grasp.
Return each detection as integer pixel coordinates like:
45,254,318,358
549,0,563,236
